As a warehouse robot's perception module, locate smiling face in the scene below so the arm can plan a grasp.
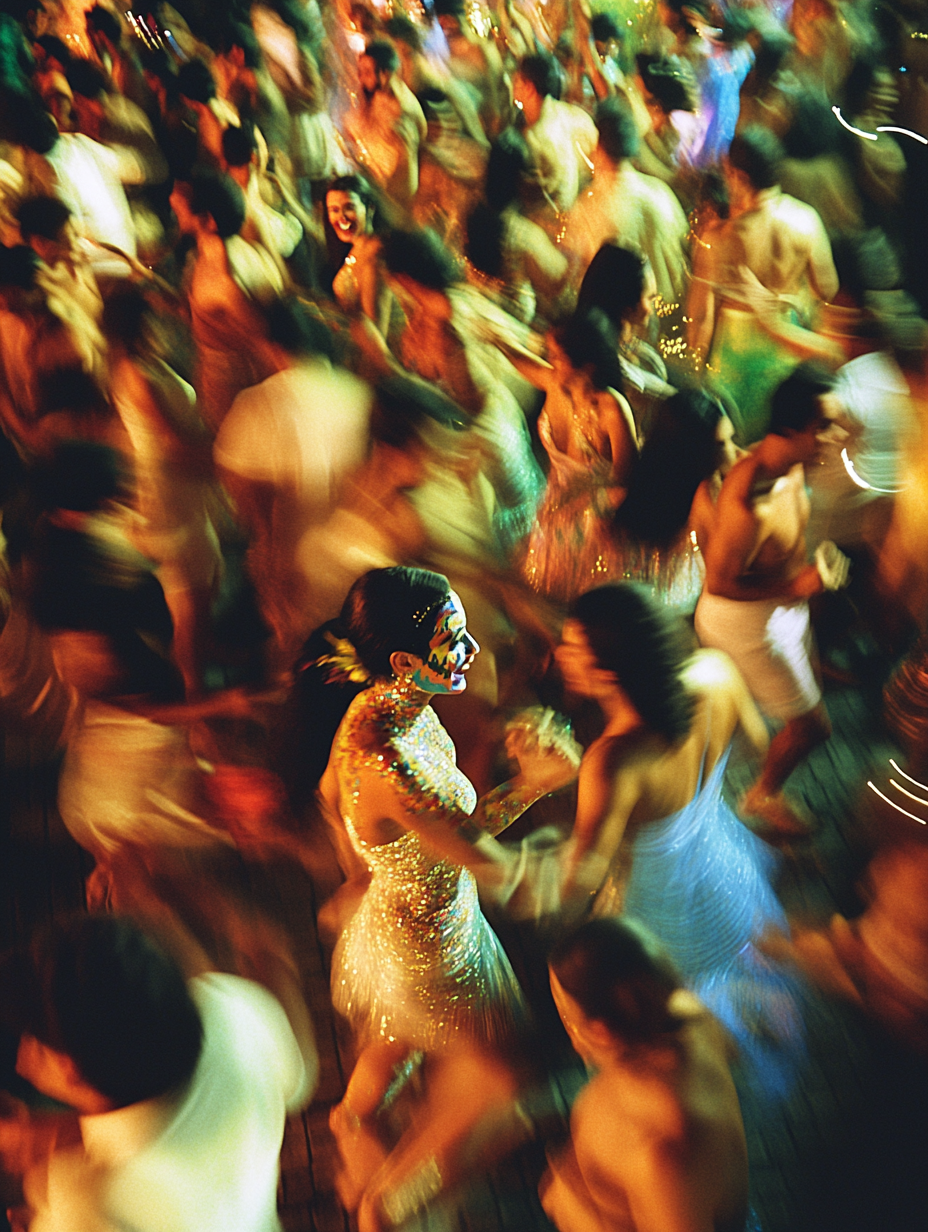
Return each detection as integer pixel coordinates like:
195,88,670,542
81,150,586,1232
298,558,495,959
326,189,369,244
410,592,479,694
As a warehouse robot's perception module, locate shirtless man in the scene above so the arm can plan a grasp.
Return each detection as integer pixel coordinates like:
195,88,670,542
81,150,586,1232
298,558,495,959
694,363,850,833
343,41,427,216
544,917,749,1232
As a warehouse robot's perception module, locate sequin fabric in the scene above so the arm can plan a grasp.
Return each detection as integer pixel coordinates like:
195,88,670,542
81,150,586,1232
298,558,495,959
330,678,526,1050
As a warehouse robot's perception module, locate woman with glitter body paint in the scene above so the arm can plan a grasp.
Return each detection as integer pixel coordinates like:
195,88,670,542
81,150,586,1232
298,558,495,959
317,567,574,1228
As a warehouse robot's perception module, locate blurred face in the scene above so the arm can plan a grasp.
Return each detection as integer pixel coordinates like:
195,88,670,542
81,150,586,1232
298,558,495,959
326,190,368,243
549,969,612,1067
715,414,742,476
512,72,538,113
555,619,614,698
628,266,659,329
410,592,479,694
358,54,382,97
794,392,847,463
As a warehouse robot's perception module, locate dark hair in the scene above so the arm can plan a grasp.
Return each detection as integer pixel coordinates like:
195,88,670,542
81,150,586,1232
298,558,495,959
36,440,125,511
432,0,466,19
177,58,217,104
466,129,530,279
728,126,783,190
591,13,622,44
555,309,624,393
595,95,640,162
517,52,561,101
0,242,39,288
34,34,72,68
222,118,257,167
383,14,423,52
0,915,202,1108
381,227,461,291
323,172,379,276
101,282,150,350
637,54,698,114
216,20,263,69
617,389,726,546
843,53,882,118
569,583,696,741
66,57,107,99
576,243,648,328
781,91,839,160
549,917,683,1045
17,195,71,242
752,26,794,83
768,362,836,436
189,171,246,238
363,40,399,77
266,296,334,359
342,566,451,678
86,4,122,44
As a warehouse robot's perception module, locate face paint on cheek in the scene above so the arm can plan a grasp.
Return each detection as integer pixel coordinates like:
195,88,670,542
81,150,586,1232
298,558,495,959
410,597,477,694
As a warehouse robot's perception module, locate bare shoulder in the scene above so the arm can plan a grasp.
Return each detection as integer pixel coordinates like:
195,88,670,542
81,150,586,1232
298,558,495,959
681,649,743,695
775,192,827,238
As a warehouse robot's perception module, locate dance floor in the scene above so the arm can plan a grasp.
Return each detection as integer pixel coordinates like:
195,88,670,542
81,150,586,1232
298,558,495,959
2,624,927,1232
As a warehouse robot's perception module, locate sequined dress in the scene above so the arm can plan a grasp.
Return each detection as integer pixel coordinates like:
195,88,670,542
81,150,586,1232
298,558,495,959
596,741,801,1096
329,680,526,1050
523,404,704,610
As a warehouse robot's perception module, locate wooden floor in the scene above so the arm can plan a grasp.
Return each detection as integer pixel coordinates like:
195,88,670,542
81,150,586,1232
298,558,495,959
2,627,928,1232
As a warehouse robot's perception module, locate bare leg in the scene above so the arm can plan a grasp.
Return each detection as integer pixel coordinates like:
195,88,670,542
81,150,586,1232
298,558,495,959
330,1040,410,1211
742,703,831,835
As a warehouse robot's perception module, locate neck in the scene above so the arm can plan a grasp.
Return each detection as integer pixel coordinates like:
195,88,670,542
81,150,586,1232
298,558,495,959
599,690,643,735
371,674,433,721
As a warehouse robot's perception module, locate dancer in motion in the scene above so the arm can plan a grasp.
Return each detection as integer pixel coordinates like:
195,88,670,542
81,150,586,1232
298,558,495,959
319,567,573,1227
556,583,800,1093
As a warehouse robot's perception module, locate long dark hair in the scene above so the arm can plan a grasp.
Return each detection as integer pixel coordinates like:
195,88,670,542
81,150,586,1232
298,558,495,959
323,173,380,292
554,309,624,393
576,243,649,330
569,583,695,741
465,128,530,281
616,389,725,546
550,917,683,1045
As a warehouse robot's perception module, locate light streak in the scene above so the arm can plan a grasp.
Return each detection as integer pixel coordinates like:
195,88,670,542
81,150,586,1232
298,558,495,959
867,780,928,823
889,759,928,789
840,447,902,494
832,105,928,145
889,778,928,807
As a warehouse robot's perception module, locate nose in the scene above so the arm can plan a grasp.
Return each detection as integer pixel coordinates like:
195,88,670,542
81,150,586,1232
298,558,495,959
464,632,479,658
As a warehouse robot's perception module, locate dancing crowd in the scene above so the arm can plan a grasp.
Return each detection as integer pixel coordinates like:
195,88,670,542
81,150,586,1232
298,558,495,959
1,0,927,1229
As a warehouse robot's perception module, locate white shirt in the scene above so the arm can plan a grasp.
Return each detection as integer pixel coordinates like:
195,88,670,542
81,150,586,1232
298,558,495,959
46,132,137,260
27,974,307,1232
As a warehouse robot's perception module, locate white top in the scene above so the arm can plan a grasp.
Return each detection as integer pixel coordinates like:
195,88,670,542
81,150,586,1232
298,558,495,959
27,973,307,1232
46,132,137,259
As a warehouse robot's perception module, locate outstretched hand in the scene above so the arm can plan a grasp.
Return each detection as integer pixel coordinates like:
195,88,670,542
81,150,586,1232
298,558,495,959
506,727,579,796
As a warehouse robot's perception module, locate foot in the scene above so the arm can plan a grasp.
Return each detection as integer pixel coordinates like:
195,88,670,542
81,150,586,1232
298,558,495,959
739,788,814,842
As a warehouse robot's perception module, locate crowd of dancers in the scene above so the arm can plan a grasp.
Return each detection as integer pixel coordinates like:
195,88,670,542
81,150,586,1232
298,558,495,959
1,0,928,1229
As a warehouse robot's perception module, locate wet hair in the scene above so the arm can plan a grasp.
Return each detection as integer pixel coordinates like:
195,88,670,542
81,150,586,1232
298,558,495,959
222,118,257,167
381,227,462,291
617,389,726,546
35,440,124,512
569,583,696,741
637,54,698,114
576,243,649,328
768,362,836,436
549,917,683,1045
595,95,640,162
16,195,71,242
591,13,622,44
342,566,452,678
66,57,107,99
728,126,783,190
177,58,217,104
363,40,399,77
0,243,39,289
554,309,624,393
0,915,203,1108
517,51,561,101
189,171,246,238
266,296,334,360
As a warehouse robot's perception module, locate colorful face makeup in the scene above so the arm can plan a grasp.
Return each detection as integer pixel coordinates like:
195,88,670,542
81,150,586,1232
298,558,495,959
410,593,479,694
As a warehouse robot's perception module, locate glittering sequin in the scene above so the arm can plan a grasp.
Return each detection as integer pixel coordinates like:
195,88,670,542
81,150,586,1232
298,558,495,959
330,679,526,1050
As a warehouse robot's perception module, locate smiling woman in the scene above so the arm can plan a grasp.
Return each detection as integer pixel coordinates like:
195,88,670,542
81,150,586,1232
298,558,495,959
324,173,394,336
316,566,576,1225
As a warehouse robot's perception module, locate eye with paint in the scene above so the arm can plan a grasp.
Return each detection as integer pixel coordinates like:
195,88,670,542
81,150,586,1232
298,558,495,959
411,593,479,694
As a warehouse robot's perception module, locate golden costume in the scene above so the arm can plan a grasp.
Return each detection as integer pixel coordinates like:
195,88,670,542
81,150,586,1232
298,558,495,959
329,678,526,1050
